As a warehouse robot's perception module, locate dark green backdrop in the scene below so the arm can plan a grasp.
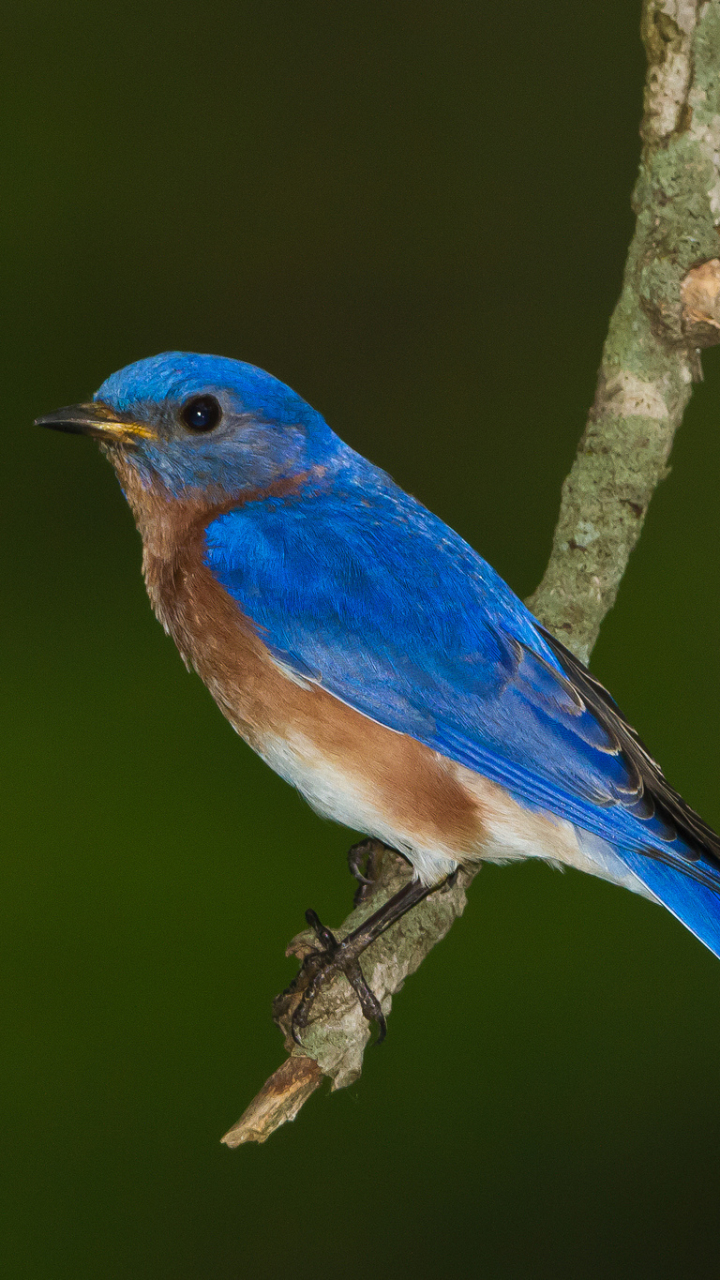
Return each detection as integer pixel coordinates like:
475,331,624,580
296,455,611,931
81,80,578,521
4,3,720,1277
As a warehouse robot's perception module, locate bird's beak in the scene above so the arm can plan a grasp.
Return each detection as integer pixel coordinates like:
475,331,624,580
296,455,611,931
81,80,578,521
35,401,156,442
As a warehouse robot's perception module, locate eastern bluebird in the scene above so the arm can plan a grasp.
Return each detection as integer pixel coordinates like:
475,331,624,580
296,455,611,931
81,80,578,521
38,352,720,1039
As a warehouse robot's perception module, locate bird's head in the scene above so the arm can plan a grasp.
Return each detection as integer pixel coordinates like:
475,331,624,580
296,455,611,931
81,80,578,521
36,351,342,502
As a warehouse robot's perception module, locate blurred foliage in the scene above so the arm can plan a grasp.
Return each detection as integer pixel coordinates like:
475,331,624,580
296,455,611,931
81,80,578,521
3,2,720,1277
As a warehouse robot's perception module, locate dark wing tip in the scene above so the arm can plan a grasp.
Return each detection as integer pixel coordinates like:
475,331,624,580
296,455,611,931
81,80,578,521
537,625,720,867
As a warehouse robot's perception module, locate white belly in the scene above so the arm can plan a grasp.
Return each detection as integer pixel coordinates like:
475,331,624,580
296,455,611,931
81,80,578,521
246,721,656,899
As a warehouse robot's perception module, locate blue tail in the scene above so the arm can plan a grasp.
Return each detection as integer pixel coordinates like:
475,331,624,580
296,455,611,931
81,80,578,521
619,848,720,960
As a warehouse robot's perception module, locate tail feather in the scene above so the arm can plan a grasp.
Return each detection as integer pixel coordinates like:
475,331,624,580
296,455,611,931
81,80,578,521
619,848,720,960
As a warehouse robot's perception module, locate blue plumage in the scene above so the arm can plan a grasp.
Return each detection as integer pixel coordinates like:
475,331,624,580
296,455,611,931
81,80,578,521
203,469,710,862
39,351,720,963
206,460,720,957
97,351,324,429
94,352,339,496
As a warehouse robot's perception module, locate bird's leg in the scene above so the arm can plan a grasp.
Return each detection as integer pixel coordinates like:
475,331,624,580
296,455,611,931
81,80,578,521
346,836,389,905
300,910,388,1037
285,874,444,1046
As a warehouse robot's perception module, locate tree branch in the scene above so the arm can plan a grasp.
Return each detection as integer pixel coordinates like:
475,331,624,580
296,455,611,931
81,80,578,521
222,0,720,1148
528,0,720,661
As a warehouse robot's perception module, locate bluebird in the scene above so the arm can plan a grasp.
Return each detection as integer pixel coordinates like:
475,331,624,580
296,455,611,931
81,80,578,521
38,352,720,1039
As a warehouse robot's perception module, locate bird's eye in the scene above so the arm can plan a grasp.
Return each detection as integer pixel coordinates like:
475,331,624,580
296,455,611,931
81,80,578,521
181,394,222,433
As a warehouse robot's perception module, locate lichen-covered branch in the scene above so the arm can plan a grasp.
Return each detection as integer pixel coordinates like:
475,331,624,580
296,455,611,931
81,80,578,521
222,0,720,1147
221,846,471,1145
528,0,720,660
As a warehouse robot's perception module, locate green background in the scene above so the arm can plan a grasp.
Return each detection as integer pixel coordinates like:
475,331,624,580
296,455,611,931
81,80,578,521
4,2,720,1276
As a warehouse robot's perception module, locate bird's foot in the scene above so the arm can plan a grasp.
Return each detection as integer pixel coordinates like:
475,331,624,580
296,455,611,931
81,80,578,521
288,908,387,1046
347,837,390,905
279,873,440,1046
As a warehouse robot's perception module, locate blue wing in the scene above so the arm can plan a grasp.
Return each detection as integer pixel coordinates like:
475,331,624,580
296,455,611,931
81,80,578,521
205,469,720,955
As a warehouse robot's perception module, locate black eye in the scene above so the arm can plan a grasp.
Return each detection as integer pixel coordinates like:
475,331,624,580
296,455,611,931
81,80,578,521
181,394,222,433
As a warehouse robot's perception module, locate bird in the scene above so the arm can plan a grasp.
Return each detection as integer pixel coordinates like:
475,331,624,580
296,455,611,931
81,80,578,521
38,351,720,1038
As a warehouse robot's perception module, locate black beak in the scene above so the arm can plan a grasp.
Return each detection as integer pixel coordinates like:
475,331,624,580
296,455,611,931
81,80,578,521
35,403,110,438
35,403,155,442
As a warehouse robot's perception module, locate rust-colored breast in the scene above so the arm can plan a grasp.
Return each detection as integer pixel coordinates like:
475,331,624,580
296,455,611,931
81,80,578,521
166,547,484,862
110,465,487,868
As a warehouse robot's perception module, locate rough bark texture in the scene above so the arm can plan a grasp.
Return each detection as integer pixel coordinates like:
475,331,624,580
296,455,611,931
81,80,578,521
222,846,471,1145
528,0,720,661
222,0,720,1148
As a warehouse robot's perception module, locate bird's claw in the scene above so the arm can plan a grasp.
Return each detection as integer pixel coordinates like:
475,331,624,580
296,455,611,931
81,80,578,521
347,837,385,905
278,862,440,1047
289,907,387,1046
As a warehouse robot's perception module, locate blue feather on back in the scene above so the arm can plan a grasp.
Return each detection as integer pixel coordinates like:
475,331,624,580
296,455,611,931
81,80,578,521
204,458,717,891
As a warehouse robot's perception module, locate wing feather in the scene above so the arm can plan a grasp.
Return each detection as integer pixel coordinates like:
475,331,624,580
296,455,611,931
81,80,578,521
204,476,720,893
